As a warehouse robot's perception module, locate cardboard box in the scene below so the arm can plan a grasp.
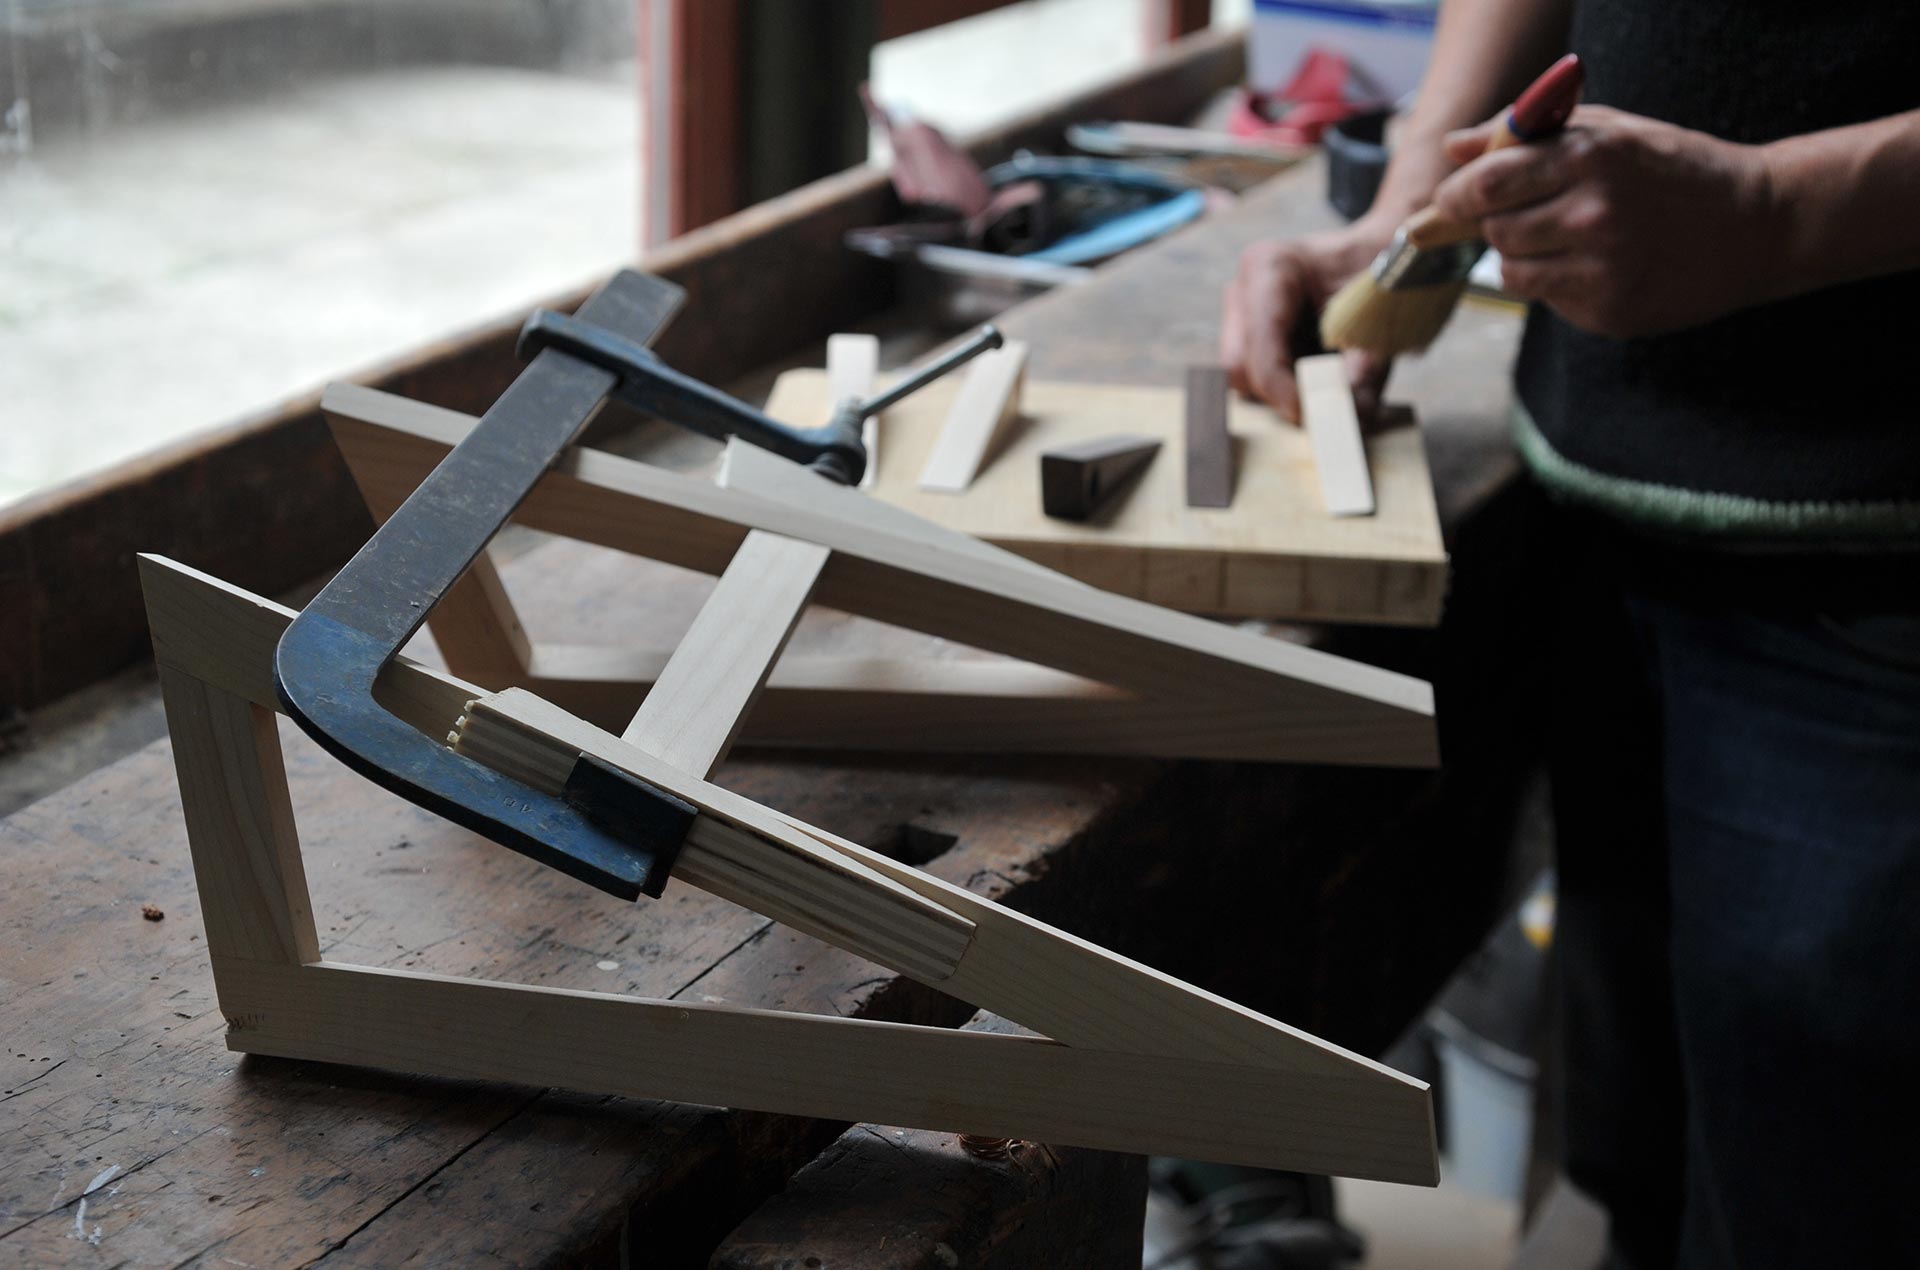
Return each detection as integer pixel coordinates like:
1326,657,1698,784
1250,0,1440,105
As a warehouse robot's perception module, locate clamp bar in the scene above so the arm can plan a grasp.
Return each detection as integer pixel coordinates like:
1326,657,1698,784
274,270,698,899
520,312,1006,487
521,310,870,485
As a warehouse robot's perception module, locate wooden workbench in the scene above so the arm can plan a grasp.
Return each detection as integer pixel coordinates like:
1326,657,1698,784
0,159,1533,1265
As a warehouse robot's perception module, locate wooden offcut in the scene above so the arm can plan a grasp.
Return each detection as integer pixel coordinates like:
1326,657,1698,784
1298,353,1376,517
764,371,1448,625
1040,433,1161,521
1184,364,1233,509
827,334,883,489
917,339,1030,492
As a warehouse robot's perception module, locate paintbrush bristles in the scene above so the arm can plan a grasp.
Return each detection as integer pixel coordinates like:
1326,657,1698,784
1319,270,1470,356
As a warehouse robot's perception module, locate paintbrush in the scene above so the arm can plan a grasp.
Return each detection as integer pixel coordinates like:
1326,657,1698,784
1321,54,1585,355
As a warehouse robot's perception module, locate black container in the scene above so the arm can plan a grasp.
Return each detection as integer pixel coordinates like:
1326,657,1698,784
1325,109,1393,222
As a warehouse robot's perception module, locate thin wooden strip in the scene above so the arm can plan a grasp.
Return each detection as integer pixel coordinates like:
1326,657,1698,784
918,340,1029,492
155,667,319,969
621,529,830,775
826,334,881,489
214,958,1440,1185
1184,364,1232,508
1297,354,1375,516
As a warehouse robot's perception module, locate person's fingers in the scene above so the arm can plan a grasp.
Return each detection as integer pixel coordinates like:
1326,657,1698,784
1497,253,1583,304
1246,320,1303,422
1431,142,1578,225
1344,348,1392,424
1221,270,1252,395
1482,190,1589,258
1237,250,1306,420
1442,118,1500,165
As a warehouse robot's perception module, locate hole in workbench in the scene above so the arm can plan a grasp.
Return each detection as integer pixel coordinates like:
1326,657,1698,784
874,822,961,867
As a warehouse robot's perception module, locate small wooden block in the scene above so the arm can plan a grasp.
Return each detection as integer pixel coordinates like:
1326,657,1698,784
1183,365,1232,508
828,333,881,489
1297,353,1376,517
760,370,1449,626
918,340,1030,493
1040,433,1161,521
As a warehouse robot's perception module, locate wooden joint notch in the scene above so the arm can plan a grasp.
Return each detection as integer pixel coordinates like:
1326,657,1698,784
1040,433,1161,521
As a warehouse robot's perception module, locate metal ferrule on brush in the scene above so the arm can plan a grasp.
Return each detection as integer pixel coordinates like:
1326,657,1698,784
1372,229,1487,292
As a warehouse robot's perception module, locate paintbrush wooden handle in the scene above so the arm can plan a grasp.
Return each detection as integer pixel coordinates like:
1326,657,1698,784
1404,54,1585,249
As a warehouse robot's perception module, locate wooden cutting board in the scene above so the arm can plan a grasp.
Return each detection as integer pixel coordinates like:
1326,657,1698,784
764,370,1447,625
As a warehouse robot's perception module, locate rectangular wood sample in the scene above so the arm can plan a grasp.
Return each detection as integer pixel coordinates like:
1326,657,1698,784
918,339,1030,492
827,333,882,489
1297,353,1376,516
1184,365,1233,508
764,370,1448,625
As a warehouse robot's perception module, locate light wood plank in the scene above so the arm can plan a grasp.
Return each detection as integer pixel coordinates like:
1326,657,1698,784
1298,353,1376,517
918,339,1029,492
152,666,318,970
215,958,1437,1184
826,333,882,489
621,529,830,774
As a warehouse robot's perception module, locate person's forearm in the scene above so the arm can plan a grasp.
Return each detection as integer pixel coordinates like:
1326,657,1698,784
1367,0,1573,227
1760,109,1920,299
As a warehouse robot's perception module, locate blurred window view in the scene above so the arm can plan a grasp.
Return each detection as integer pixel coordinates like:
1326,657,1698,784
2,0,1242,507
2,0,641,505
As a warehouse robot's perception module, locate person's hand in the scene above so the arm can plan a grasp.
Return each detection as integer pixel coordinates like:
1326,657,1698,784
1432,104,1779,338
1220,221,1397,423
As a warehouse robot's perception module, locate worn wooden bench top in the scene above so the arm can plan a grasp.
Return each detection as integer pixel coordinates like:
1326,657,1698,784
0,164,1524,1266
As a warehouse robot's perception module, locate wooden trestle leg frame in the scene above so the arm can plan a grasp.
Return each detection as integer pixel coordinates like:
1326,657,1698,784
315,382,1440,767
139,378,1445,1186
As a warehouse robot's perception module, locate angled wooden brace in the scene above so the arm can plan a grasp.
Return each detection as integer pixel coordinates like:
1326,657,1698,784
140,553,1437,1185
321,384,1438,769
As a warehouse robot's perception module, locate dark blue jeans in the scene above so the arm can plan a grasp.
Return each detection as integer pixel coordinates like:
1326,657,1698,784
1549,538,1920,1269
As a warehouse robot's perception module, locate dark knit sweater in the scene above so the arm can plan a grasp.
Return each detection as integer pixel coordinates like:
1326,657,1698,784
1513,0,1920,551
